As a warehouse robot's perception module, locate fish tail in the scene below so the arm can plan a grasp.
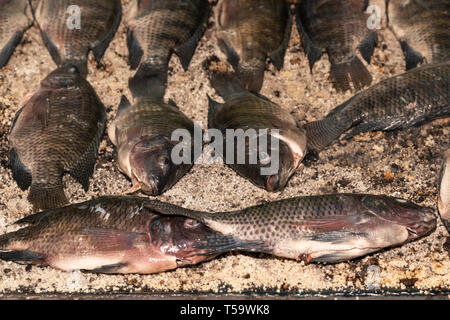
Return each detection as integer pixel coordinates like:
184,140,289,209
304,114,350,152
330,56,372,92
128,63,167,101
28,183,68,211
236,65,265,93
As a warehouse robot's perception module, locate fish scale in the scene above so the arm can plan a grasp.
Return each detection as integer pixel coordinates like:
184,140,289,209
8,66,106,210
0,0,33,68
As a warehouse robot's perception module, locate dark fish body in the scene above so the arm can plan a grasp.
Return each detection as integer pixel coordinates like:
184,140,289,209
33,0,122,77
439,150,450,233
387,0,450,70
170,194,436,263
0,196,253,274
108,96,198,195
0,0,33,68
126,0,210,99
208,71,307,191
305,62,450,152
215,0,291,92
296,0,377,91
8,66,107,210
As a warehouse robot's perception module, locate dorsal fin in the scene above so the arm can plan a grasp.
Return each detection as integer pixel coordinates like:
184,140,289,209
167,99,179,109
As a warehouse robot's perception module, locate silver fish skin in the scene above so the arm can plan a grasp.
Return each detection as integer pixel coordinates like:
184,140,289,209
108,96,200,196
166,194,437,263
0,0,33,68
305,61,450,152
438,149,450,233
33,0,122,77
0,196,255,274
387,0,450,70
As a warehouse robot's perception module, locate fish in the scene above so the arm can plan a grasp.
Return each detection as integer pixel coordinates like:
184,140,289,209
438,149,450,233
33,0,122,77
164,194,437,263
8,66,107,210
214,0,292,92
108,95,200,196
126,0,210,99
0,196,260,274
207,66,307,191
305,61,450,152
296,0,377,92
387,0,450,70
0,0,33,68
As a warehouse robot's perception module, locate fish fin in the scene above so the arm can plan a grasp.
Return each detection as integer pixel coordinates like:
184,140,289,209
126,27,144,70
194,234,267,255
308,231,364,244
13,209,55,225
0,31,25,68
295,14,322,72
209,70,246,98
116,95,132,117
311,252,360,263
175,3,211,71
329,56,372,92
236,65,265,93
400,41,424,70
217,38,240,68
167,99,179,109
269,8,292,70
40,29,62,66
207,95,224,128
8,148,32,191
0,250,45,263
343,119,391,139
28,183,68,210
253,92,273,103
292,215,362,232
89,263,128,274
358,32,378,65
91,0,122,64
74,228,149,252
128,64,167,100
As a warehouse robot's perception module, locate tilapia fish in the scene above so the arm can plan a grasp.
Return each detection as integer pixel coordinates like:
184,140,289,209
215,0,292,92
305,61,450,152
208,70,307,191
33,0,122,77
387,0,450,70
126,0,210,99
108,95,199,195
439,150,450,233
0,0,33,68
0,196,256,274
169,194,436,263
8,66,106,210
296,0,377,92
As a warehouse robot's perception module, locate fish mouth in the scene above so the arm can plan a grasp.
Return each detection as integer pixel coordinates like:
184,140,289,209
131,169,160,195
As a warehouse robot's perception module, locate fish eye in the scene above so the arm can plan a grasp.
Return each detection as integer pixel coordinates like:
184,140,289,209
184,219,201,229
259,151,271,165
158,156,170,167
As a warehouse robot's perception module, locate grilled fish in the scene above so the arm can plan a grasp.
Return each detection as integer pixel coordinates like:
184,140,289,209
33,0,122,77
8,66,106,210
439,149,450,233
215,0,292,92
166,194,437,263
126,0,210,99
0,196,258,274
0,0,33,68
208,68,307,191
296,0,377,92
108,95,199,195
305,61,450,152
387,0,450,70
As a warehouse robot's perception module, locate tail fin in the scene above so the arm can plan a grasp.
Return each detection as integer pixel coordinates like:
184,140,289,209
28,183,68,210
330,56,372,92
236,65,265,93
128,63,167,101
304,115,350,152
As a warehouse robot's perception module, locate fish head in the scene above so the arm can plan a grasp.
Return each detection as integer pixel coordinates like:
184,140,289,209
261,139,296,191
41,66,81,89
129,135,179,195
361,195,437,240
149,216,219,266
